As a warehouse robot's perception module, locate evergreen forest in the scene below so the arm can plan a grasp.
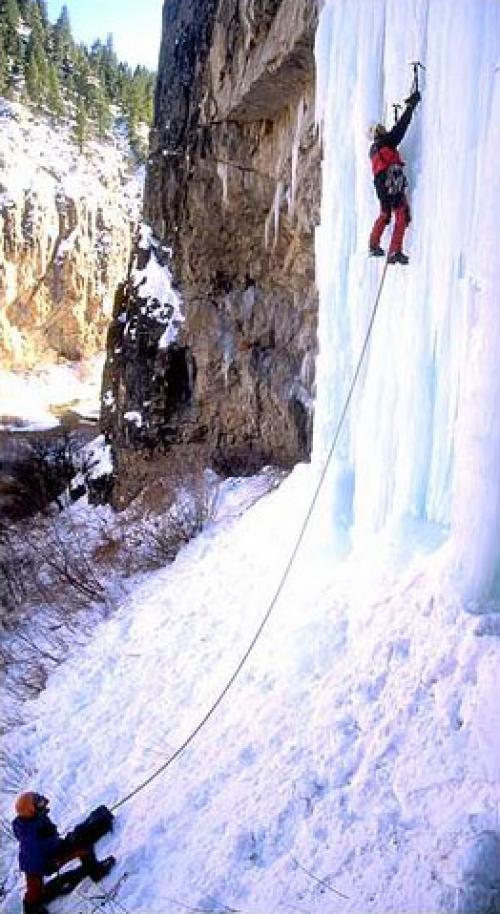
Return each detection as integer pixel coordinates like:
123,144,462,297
0,0,156,157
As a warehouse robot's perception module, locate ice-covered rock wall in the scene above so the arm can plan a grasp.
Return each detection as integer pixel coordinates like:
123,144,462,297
314,0,500,602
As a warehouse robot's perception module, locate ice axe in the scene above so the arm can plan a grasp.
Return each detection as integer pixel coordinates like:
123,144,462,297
392,103,402,124
409,60,426,94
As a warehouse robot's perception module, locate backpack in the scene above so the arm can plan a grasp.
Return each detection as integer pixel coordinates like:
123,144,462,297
385,163,407,197
66,806,114,848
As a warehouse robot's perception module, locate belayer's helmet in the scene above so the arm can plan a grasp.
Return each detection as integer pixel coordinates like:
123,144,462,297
15,792,49,818
367,123,387,140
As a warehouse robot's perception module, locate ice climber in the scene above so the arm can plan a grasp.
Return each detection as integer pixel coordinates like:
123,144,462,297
12,792,115,914
368,89,421,264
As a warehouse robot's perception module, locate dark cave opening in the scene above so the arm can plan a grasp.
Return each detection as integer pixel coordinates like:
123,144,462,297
165,344,196,411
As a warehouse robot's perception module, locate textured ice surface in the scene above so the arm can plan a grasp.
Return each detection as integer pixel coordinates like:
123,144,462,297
313,0,500,601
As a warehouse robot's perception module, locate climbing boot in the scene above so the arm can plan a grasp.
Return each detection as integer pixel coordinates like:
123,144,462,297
369,245,385,257
86,855,116,883
388,251,409,265
23,902,49,914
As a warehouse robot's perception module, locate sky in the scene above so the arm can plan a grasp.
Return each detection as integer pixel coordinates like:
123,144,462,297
46,0,164,69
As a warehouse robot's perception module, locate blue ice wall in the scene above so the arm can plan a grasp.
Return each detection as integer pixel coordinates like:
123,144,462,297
313,0,500,600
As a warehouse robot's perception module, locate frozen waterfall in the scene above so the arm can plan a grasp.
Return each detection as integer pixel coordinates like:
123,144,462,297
313,0,500,602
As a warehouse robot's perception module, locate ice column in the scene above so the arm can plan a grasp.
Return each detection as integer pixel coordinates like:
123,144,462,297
313,0,500,598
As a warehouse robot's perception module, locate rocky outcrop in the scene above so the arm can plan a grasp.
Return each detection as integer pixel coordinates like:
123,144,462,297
102,0,320,505
0,101,143,370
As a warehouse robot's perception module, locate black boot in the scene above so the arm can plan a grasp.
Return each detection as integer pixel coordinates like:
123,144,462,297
23,902,49,914
388,250,409,265
369,245,385,257
86,855,116,883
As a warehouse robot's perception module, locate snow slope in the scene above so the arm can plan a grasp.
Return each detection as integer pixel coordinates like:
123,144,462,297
2,471,500,914
2,2,500,913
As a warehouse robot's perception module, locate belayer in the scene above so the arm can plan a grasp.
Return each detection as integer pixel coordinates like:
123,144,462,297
12,792,116,914
368,88,421,264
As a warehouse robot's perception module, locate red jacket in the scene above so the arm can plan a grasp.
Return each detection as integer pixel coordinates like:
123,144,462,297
369,104,414,177
370,145,405,177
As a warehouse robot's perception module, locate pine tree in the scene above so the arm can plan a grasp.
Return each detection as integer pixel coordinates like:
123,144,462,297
2,0,20,34
53,2,73,82
73,49,95,109
47,61,64,118
95,84,112,139
89,38,104,84
25,32,49,103
128,66,154,124
26,0,48,48
74,98,88,151
53,4,72,55
0,35,10,96
1,0,21,58
1,1,156,146
36,0,49,28
101,32,119,98
25,50,41,103
10,0,29,79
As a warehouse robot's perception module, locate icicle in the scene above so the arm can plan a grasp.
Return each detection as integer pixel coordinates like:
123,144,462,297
222,331,235,388
314,1,334,139
289,97,305,218
273,179,283,247
240,0,255,51
216,162,229,207
264,208,272,249
264,179,284,248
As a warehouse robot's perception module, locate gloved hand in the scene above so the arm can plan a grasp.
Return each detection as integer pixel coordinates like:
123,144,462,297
405,89,421,109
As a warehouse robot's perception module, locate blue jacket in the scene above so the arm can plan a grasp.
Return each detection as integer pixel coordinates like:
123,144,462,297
12,813,64,875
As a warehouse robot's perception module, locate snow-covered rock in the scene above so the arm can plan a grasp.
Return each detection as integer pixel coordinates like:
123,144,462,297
0,99,144,369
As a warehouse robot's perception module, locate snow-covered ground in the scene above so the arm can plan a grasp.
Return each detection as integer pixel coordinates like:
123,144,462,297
2,468,500,914
0,357,105,431
0,99,143,223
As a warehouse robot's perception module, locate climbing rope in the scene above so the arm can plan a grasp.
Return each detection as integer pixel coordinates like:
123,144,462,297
110,259,389,813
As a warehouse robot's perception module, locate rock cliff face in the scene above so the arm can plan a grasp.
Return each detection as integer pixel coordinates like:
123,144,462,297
102,0,320,504
0,101,143,370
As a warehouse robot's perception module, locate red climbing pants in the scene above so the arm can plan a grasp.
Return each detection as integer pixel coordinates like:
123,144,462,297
24,874,44,906
370,198,410,254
